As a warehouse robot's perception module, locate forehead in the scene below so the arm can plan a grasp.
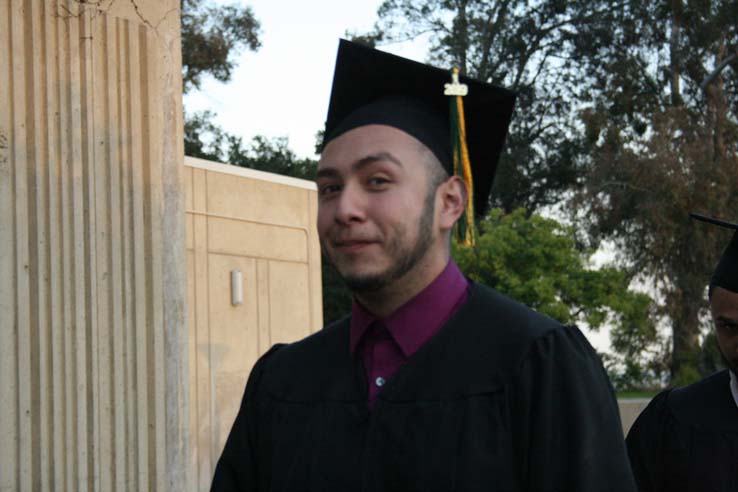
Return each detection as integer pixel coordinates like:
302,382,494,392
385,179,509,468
318,124,427,172
711,287,738,318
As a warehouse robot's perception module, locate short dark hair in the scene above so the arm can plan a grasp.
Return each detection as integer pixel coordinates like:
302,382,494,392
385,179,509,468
416,142,468,249
417,141,450,193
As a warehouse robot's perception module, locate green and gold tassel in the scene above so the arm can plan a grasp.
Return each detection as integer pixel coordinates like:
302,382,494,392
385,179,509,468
447,67,477,246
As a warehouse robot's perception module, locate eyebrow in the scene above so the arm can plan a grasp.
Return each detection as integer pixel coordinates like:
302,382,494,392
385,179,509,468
717,315,738,324
355,152,404,170
315,152,403,180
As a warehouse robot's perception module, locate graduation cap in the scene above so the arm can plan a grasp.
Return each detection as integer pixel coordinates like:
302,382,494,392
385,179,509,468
690,213,738,294
322,39,516,245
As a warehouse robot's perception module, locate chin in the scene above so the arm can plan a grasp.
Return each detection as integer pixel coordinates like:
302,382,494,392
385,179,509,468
339,268,393,292
333,259,386,279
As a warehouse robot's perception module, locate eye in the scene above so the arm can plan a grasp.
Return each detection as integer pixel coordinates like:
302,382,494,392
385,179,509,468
717,319,738,334
318,184,342,197
367,176,391,188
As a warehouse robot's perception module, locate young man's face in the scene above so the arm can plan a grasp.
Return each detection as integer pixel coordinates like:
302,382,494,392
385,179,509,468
315,124,442,293
710,286,738,374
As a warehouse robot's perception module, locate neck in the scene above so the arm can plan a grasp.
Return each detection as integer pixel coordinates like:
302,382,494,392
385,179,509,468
354,251,449,318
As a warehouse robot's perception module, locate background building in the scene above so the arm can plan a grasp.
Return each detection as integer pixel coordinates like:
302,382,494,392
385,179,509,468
184,156,322,489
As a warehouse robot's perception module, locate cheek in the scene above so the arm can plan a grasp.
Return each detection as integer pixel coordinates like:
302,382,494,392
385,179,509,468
371,190,425,221
716,332,738,357
729,336,738,352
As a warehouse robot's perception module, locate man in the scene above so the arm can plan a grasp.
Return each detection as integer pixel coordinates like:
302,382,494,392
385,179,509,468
626,214,738,492
211,40,636,492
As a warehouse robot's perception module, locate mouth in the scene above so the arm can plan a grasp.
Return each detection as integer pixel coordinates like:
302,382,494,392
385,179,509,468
333,240,377,252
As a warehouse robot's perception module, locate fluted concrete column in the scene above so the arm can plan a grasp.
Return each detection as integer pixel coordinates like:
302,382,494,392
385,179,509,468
0,1,187,490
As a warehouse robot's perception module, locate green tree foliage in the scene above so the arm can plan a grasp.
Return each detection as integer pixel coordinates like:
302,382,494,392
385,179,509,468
225,135,317,180
454,209,662,389
572,0,738,384
181,0,261,93
356,0,607,214
184,113,318,179
181,0,263,163
184,109,229,161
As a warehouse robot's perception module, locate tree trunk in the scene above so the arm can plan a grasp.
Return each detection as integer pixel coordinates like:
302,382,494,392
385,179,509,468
669,276,702,385
709,37,728,166
453,0,469,74
668,0,682,106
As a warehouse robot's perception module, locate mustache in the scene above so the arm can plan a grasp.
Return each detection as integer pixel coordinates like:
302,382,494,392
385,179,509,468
331,237,379,245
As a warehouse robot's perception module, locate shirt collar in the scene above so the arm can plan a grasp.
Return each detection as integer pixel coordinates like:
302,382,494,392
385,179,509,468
349,260,469,356
349,299,376,354
730,370,738,409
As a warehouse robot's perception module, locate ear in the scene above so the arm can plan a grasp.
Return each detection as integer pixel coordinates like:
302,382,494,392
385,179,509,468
436,176,467,232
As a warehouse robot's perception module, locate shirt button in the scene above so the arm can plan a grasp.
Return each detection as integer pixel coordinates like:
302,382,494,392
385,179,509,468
375,377,385,387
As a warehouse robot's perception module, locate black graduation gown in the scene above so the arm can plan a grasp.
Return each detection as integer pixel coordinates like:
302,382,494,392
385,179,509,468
212,282,636,492
626,370,738,492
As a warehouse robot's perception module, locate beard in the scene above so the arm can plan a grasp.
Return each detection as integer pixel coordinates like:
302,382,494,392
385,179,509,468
323,189,436,293
720,351,738,376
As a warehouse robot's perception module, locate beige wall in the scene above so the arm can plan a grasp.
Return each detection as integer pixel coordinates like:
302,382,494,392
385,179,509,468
184,156,323,490
0,1,188,491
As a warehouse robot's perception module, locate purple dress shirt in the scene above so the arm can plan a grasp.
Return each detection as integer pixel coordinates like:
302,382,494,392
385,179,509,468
349,260,470,408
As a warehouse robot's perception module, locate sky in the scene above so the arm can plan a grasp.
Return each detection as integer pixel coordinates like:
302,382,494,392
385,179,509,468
184,0,615,354
184,0,429,158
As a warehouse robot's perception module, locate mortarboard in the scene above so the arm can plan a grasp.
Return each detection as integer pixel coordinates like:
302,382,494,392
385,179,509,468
322,39,516,244
690,213,738,294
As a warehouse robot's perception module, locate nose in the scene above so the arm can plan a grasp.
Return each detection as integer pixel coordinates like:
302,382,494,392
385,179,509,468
334,183,367,225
